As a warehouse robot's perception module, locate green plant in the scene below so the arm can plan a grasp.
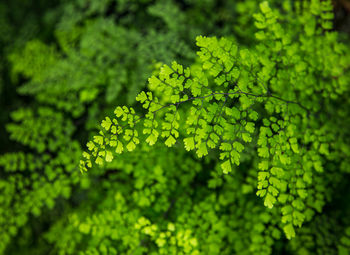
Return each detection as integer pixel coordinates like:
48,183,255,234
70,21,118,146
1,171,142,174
81,0,350,253
1,0,350,254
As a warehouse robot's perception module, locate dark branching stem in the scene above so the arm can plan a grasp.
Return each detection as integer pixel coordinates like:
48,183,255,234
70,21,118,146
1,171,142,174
140,90,309,121
118,90,310,134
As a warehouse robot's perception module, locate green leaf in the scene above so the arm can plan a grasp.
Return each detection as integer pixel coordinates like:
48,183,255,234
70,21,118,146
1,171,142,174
258,147,269,158
197,142,208,158
258,171,269,181
232,141,244,152
184,137,195,151
249,111,259,121
136,91,148,103
279,154,290,165
221,160,232,174
115,141,124,154
219,142,232,151
93,136,104,145
165,135,176,147
114,106,124,117
95,157,104,165
264,193,276,209
257,189,266,197
258,161,269,170
283,224,296,240
101,117,112,131
242,133,252,142
87,141,95,151
105,151,113,162
245,122,255,133
146,133,157,146
230,150,240,165
126,141,136,151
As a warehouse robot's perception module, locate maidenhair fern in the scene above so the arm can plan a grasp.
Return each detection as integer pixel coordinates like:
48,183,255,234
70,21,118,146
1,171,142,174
1,0,350,254
81,1,350,241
